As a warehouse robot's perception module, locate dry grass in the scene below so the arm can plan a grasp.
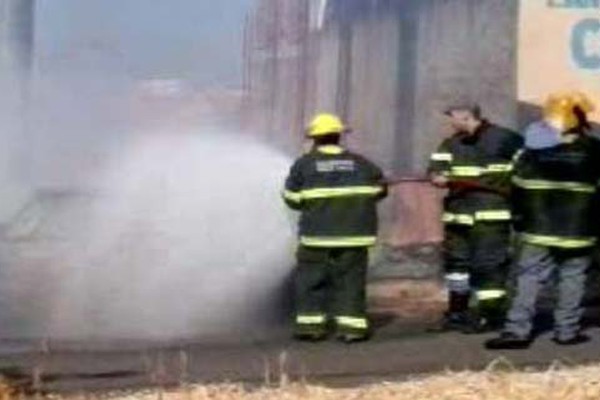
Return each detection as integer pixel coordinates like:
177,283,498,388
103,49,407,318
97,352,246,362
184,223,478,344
40,362,598,400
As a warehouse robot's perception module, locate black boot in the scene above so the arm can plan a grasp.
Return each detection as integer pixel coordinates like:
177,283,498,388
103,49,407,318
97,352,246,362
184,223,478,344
293,324,328,342
552,334,590,346
336,332,370,343
432,292,471,332
335,323,370,343
460,312,490,334
485,332,532,350
441,311,471,331
463,298,506,335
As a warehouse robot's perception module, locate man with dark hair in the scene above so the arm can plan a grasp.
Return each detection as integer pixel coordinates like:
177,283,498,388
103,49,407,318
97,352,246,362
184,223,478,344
283,113,387,343
429,103,523,333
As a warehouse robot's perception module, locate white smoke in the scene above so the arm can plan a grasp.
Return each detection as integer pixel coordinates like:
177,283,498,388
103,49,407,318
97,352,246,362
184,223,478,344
32,130,296,341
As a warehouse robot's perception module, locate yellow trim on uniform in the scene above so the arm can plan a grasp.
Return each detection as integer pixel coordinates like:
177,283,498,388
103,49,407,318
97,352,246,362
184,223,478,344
296,314,327,325
446,163,513,176
521,233,597,249
486,163,513,173
513,176,596,193
445,272,470,282
301,186,384,199
475,210,512,221
442,213,475,226
450,166,484,177
316,145,344,155
431,153,453,162
282,190,303,203
335,316,369,330
476,289,507,301
300,236,377,247
444,210,511,225
285,186,383,202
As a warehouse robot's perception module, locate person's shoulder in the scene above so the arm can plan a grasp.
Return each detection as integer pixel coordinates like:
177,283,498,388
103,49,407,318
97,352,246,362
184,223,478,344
346,150,381,169
438,132,462,147
524,121,543,132
290,152,314,170
487,122,520,138
341,146,364,158
345,150,369,162
522,121,562,150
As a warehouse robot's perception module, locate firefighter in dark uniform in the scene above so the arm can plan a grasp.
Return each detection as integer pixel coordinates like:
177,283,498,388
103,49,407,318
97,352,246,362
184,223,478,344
486,92,600,349
283,113,387,342
429,103,523,333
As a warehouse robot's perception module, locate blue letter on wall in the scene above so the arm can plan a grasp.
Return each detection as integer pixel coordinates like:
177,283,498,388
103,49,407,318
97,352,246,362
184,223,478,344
572,18,600,70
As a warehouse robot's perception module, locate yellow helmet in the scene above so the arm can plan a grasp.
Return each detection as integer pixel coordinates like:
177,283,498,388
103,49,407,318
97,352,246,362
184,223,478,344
307,113,345,137
543,91,595,131
570,91,595,113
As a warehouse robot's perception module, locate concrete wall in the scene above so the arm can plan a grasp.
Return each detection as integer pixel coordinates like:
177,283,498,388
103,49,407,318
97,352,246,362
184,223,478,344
312,25,339,117
0,0,35,226
244,0,311,155
411,0,519,172
311,1,405,173
346,6,403,173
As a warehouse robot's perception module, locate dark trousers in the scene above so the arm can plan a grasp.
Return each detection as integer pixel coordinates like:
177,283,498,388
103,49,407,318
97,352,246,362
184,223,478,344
444,222,511,316
294,246,369,336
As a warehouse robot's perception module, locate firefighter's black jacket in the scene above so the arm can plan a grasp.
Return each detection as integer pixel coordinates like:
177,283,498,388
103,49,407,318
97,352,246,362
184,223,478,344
512,132,600,249
283,145,387,247
428,122,523,226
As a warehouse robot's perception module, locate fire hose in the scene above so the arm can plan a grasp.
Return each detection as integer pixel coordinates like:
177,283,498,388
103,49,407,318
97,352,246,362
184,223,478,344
382,176,510,197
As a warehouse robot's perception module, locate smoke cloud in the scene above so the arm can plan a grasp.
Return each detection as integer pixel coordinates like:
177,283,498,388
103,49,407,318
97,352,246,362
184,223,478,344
52,130,296,340
0,0,300,344
2,126,297,342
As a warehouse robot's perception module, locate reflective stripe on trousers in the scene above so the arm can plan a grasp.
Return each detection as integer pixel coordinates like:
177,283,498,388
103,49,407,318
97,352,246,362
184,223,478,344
475,289,506,301
300,236,377,247
443,213,475,225
296,314,327,325
445,272,470,293
443,210,511,225
474,210,511,221
335,316,368,330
